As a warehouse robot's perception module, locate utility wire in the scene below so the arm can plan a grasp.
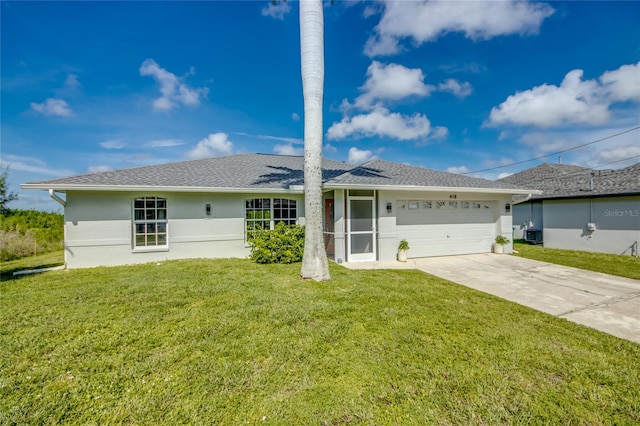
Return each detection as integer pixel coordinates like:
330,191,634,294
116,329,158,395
496,154,640,184
585,154,640,171
461,126,640,175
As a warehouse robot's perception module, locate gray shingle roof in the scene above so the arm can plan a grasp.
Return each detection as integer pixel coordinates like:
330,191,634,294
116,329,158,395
325,159,532,191
24,153,536,193
499,162,640,201
23,154,354,190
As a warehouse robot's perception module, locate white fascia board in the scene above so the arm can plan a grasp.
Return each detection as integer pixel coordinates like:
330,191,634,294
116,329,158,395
20,184,305,194
323,183,541,195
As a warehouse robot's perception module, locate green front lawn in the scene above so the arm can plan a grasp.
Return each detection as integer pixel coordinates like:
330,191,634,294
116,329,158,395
0,250,65,281
2,259,639,424
513,242,640,280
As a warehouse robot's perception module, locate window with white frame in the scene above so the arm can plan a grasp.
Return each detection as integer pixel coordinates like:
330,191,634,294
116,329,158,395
273,198,297,225
133,197,168,248
245,198,297,238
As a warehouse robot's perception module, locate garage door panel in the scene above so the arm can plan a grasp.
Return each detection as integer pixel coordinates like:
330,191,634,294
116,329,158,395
396,201,497,257
397,211,494,226
397,224,494,257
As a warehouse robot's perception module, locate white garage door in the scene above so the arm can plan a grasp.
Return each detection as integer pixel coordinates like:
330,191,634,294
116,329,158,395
396,200,496,257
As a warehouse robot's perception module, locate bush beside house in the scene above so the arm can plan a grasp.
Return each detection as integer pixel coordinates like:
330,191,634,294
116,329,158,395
249,222,305,264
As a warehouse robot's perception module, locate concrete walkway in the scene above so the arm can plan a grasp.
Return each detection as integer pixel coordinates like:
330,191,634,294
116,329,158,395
343,254,640,344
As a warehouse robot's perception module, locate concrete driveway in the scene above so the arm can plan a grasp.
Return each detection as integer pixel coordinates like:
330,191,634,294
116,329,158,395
343,254,640,344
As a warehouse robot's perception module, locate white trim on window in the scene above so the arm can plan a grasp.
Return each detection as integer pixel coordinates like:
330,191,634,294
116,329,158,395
245,197,298,241
132,196,169,251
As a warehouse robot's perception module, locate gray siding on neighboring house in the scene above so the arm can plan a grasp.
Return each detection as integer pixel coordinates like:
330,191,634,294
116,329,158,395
501,162,640,255
512,201,543,239
543,196,640,256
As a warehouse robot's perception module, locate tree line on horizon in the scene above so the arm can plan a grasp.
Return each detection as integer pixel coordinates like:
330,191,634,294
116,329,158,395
1,166,64,261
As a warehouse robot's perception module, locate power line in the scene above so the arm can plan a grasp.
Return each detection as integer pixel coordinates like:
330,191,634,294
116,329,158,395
497,154,640,185
461,126,640,175
586,154,640,170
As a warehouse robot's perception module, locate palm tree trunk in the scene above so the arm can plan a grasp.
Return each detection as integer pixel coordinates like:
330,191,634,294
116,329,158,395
299,0,330,281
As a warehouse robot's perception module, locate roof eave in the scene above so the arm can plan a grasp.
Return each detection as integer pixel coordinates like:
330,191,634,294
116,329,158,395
20,183,305,194
22,182,542,196
323,183,541,195
524,191,640,202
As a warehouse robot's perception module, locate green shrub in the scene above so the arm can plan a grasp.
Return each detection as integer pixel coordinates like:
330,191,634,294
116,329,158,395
495,235,510,245
249,222,305,264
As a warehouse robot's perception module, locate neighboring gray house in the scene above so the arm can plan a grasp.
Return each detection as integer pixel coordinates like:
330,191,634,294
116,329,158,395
499,163,640,256
23,154,536,269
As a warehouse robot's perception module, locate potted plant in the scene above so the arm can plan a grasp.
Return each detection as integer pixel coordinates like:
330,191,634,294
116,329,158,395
397,239,410,262
494,235,510,254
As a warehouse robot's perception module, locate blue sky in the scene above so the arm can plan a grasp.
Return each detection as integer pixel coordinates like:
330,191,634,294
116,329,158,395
2,0,639,211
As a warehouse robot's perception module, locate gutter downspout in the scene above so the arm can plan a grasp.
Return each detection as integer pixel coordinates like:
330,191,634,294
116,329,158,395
49,189,66,207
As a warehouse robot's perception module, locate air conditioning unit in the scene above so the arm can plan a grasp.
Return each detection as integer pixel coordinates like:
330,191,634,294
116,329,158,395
524,229,543,244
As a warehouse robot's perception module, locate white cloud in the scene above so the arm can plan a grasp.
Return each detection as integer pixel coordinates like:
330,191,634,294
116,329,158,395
497,172,513,179
446,166,468,174
261,1,291,19
429,126,449,140
365,0,554,57
324,143,338,154
353,61,434,109
274,143,303,156
64,74,81,90
257,134,303,145
438,79,473,99
487,69,611,128
186,133,234,159
292,112,300,121
144,139,184,148
363,4,381,19
334,61,452,142
348,147,376,164
600,61,640,103
88,165,112,173
488,63,640,129
139,59,209,111
327,108,437,141
440,62,486,74
519,133,575,154
100,139,126,149
3,154,74,177
30,98,73,117
502,125,639,170
596,145,640,162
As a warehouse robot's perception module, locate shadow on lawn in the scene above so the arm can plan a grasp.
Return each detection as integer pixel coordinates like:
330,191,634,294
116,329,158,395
1,258,65,282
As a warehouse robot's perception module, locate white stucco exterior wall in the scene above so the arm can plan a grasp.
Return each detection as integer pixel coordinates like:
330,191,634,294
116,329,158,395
61,187,521,269
63,191,305,269
331,189,346,264
377,190,398,261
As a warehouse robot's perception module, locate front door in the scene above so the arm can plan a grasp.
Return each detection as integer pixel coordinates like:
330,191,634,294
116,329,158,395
324,198,335,258
347,197,376,261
